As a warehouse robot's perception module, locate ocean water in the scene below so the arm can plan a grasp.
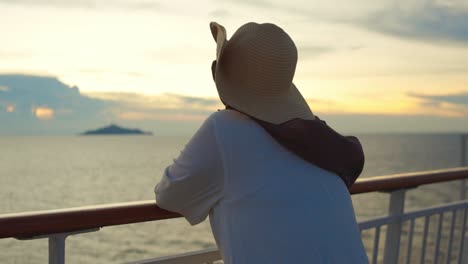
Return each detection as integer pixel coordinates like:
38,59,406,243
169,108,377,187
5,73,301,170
0,134,466,263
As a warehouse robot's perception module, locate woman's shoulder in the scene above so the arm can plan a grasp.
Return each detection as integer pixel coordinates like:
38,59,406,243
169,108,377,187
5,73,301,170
193,110,251,138
209,109,252,124
206,109,263,139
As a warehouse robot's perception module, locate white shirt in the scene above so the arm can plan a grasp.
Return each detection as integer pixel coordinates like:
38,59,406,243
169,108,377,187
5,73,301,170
155,110,368,263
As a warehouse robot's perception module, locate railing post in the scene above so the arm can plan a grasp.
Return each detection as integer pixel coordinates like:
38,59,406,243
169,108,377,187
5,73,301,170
383,189,406,264
49,234,67,264
16,228,99,264
461,135,467,200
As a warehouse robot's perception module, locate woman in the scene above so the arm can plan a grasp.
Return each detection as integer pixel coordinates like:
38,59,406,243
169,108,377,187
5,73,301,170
155,22,368,263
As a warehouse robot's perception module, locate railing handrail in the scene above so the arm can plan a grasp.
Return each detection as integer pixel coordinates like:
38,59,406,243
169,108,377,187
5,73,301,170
1,167,467,239
350,167,468,193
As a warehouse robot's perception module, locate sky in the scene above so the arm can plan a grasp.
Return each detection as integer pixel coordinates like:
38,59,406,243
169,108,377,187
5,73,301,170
1,0,468,135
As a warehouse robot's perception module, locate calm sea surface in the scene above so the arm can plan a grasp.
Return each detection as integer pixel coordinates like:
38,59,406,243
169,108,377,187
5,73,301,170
0,134,466,263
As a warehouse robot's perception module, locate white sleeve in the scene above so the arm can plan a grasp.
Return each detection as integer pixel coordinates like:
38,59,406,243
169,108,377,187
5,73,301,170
154,116,224,225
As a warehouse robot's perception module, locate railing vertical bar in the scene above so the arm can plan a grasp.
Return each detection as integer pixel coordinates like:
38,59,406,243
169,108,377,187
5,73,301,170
420,215,430,264
405,219,415,264
49,234,67,264
372,226,381,264
461,135,466,200
383,190,406,264
445,210,457,264
434,213,444,264
458,208,467,264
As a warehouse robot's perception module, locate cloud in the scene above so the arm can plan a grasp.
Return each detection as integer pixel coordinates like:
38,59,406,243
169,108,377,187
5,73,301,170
408,91,468,118
0,51,32,60
224,0,382,22
2,74,468,135
234,0,274,8
319,112,468,134
209,9,231,18
34,106,54,120
87,92,220,109
409,92,468,106
0,0,162,11
78,69,149,78
299,45,334,59
170,93,219,107
226,0,324,22
360,1,468,44
85,92,221,122
226,0,468,45
0,74,118,135
0,74,111,128
0,74,222,135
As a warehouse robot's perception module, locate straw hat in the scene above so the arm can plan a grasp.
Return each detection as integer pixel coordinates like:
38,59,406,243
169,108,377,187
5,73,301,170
210,22,314,124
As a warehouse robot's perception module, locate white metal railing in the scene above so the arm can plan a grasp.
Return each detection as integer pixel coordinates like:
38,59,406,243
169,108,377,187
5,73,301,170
359,193,467,264
2,172,467,264
461,135,467,200
127,190,468,264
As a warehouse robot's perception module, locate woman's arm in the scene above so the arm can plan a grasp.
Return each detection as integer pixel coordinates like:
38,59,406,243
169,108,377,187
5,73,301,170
154,115,224,225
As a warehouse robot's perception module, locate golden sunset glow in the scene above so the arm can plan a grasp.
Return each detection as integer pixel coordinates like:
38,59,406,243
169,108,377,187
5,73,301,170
118,111,207,121
1,0,468,134
34,107,54,120
6,105,14,113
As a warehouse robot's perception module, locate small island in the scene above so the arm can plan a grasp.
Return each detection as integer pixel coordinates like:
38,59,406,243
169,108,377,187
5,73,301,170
81,124,152,135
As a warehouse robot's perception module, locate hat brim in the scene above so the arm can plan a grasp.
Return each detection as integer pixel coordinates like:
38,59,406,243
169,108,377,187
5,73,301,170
210,22,314,124
218,81,315,124
210,22,227,61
